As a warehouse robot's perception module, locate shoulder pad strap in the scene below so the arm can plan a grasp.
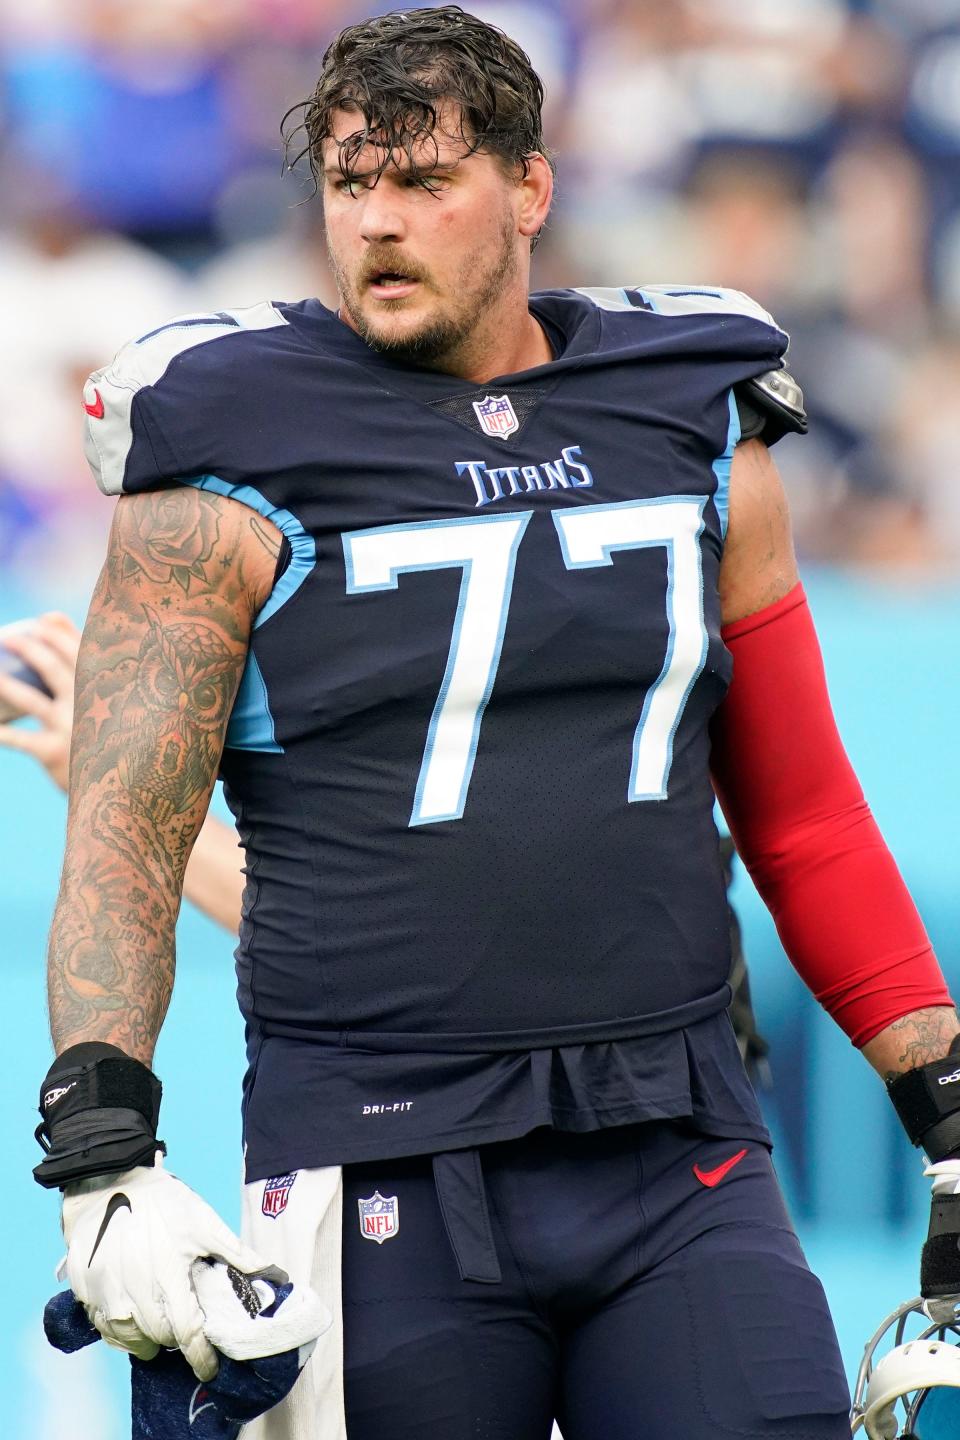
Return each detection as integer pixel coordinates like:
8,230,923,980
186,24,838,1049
738,366,807,446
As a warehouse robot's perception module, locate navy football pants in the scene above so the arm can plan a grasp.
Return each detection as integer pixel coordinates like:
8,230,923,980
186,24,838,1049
340,1123,850,1439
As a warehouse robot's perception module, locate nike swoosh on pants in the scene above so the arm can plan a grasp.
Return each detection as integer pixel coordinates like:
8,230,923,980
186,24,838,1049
692,1149,748,1188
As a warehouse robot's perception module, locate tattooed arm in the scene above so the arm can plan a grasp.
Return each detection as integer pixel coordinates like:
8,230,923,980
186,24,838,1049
182,815,245,933
0,614,245,932
47,486,279,1064
862,1007,960,1081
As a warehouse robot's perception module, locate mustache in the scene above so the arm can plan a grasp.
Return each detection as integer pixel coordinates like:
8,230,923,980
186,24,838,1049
358,250,430,285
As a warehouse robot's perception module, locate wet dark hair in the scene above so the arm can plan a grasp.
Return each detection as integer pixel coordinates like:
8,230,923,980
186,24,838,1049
281,5,552,195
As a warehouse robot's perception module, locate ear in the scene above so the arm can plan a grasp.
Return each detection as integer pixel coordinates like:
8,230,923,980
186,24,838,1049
517,153,554,240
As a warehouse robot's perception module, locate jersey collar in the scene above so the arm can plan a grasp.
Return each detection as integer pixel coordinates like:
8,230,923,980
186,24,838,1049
280,290,602,395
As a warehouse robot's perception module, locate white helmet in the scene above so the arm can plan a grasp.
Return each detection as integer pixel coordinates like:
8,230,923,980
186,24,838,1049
851,1296,960,1438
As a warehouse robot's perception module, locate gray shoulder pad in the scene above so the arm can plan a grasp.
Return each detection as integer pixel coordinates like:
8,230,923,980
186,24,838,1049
575,284,780,328
738,367,807,446
82,302,288,495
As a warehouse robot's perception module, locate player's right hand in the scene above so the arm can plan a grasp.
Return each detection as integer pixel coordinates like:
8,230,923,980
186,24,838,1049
61,1158,276,1381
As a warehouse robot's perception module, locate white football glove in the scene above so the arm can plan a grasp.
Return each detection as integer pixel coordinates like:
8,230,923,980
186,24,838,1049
925,1159,960,1196
60,1157,276,1380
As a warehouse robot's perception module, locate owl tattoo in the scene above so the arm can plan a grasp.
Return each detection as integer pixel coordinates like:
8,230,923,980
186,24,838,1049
117,606,239,826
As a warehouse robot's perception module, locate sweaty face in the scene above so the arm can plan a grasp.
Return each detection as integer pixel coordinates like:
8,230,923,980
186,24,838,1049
322,107,523,367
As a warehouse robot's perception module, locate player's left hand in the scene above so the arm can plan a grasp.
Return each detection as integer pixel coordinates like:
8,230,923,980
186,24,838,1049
921,1159,960,1299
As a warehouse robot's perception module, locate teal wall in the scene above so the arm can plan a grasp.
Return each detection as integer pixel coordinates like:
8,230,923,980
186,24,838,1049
2,569,958,1433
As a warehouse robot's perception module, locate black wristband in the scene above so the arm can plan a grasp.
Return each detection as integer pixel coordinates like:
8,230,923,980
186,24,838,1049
887,1034,960,1162
922,1193,960,1298
33,1042,165,1190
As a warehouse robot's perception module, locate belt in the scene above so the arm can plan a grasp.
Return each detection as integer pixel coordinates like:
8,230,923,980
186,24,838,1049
432,1148,502,1284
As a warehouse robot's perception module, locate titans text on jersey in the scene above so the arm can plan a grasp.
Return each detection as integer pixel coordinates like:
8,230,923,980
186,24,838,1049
456,444,595,507
82,284,806,1176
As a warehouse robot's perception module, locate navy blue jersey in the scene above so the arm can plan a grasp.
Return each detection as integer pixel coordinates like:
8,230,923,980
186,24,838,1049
84,285,791,1173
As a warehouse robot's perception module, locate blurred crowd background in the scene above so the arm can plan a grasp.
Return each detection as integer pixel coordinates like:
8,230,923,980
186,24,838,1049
3,0,960,589
3,2,960,1431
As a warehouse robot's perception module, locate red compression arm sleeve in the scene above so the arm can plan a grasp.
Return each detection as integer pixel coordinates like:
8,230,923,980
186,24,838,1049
711,583,951,1048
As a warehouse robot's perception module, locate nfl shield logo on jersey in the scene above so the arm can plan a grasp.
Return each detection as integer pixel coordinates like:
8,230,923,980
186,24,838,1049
262,1171,298,1218
472,393,519,438
358,1191,399,1244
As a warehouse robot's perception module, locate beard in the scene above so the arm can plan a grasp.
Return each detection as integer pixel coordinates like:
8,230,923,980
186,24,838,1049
329,213,519,368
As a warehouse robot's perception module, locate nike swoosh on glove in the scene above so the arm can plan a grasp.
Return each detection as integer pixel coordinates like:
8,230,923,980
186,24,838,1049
60,1159,282,1380
45,1261,329,1439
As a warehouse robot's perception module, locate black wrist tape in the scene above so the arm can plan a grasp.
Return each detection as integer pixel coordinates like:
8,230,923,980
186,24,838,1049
887,1035,960,1162
922,1193,960,1298
33,1042,165,1190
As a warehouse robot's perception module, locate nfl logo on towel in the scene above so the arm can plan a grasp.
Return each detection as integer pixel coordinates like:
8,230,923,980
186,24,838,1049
262,1172,298,1218
358,1191,399,1244
472,394,519,438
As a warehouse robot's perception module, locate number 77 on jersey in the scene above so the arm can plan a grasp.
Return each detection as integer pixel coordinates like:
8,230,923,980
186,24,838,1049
342,495,709,827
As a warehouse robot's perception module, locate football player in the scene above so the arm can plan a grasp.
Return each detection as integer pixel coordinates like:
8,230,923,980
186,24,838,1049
33,9,960,1439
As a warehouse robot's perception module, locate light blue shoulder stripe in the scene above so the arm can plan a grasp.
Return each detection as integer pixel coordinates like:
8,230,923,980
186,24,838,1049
184,474,316,626
227,649,281,753
713,389,741,542
181,474,317,753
